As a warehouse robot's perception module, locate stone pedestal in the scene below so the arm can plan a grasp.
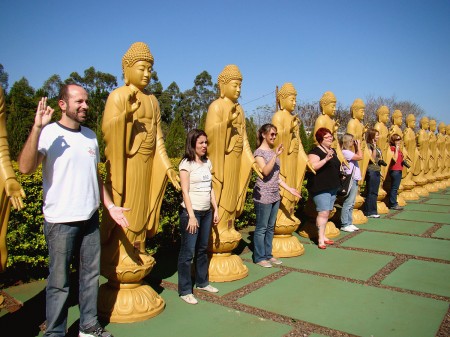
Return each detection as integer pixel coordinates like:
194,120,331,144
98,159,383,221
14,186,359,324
352,192,367,225
99,254,164,323
377,186,389,214
208,228,248,282
299,203,340,239
272,212,304,257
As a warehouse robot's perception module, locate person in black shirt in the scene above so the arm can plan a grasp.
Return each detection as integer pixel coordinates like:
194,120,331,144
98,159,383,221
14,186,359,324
307,128,341,249
364,129,382,218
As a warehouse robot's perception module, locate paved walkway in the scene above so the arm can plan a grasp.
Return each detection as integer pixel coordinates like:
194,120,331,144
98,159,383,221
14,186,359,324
1,188,449,337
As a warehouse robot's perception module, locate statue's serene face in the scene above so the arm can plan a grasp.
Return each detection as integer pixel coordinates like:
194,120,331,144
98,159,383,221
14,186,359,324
126,60,152,90
323,101,336,117
446,126,450,135
379,111,389,123
281,95,296,112
421,120,429,130
407,118,416,128
394,115,402,126
439,125,445,134
429,122,436,132
222,80,241,102
354,107,365,121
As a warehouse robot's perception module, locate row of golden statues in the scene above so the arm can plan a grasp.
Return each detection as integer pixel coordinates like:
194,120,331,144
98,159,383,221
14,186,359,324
1,42,449,323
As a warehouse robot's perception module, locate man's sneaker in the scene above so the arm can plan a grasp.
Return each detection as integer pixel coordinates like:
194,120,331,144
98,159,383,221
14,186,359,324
349,224,360,231
340,226,354,232
180,294,198,304
79,323,113,337
367,214,380,218
269,257,283,265
390,205,404,210
197,284,219,293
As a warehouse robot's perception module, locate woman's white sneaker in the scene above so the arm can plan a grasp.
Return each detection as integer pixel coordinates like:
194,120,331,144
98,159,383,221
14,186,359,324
197,285,219,293
180,294,198,304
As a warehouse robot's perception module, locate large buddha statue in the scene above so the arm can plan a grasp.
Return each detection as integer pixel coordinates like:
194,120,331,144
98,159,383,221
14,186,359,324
205,65,260,281
421,118,439,192
99,42,180,322
314,91,347,166
388,110,407,206
0,86,26,273
401,114,420,199
427,119,441,190
446,125,450,182
373,105,391,214
271,83,313,256
345,99,370,223
437,122,449,187
415,117,430,196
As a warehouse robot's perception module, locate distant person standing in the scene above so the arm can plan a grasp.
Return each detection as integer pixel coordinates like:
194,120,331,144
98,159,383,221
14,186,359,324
178,129,219,305
18,84,129,337
388,134,404,210
364,129,383,218
252,124,300,267
339,133,362,232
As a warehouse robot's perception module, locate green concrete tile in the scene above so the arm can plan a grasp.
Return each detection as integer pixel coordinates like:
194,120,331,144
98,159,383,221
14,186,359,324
362,218,434,234
238,272,448,337
163,260,279,296
404,203,449,213
427,192,450,199
107,289,293,337
2,279,46,303
424,198,450,206
274,246,393,281
392,210,450,224
382,260,450,297
432,225,450,239
341,231,450,260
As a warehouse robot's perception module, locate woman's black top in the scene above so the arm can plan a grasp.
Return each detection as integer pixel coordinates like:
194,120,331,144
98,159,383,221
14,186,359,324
307,146,341,194
367,143,382,172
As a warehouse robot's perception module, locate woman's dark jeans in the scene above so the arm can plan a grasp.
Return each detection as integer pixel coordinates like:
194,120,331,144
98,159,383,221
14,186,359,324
364,170,381,216
389,170,402,207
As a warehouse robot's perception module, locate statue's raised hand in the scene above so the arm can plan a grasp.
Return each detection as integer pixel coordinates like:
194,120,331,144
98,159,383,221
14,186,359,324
126,90,141,117
229,103,240,123
167,168,181,191
34,97,54,129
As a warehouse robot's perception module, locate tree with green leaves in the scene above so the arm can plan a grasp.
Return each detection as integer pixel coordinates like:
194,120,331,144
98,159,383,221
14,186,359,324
165,112,186,158
246,116,257,151
0,64,8,93
6,77,36,159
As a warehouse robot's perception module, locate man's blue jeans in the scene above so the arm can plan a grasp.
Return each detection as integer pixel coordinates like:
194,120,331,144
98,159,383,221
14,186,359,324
253,200,280,263
178,207,213,296
341,179,358,227
44,211,100,337
364,170,381,216
389,170,402,207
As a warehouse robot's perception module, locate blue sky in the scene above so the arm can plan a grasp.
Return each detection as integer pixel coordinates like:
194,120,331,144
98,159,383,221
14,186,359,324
1,0,449,124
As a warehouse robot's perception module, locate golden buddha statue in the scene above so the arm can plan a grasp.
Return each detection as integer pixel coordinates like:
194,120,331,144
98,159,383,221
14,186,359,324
314,91,347,166
388,110,407,206
446,125,450,182
372,105,391,214
427,119,442,190
271,83,313,256
345,99,371,223
99,42,180,322
436,122,449,187
415,117,430,196
421,118,439,192
401,114,420,199
0,86,26,274
205,64,261,281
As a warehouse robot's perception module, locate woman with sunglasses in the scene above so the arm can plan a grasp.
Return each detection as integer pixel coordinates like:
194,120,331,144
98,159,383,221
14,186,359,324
388,134,404,210
252,124,300,267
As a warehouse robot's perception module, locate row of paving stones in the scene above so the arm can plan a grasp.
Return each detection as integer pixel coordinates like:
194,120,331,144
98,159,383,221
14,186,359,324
1,190,449,336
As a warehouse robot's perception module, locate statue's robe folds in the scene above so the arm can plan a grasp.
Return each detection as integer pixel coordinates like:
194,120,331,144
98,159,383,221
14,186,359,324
101,86,172,268
205,99,254,244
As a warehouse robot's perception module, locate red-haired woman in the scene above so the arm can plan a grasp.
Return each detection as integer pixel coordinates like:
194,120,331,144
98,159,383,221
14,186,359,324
307,128,341,249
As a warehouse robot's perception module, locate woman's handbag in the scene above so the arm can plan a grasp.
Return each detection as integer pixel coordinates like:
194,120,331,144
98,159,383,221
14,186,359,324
337,165,355,197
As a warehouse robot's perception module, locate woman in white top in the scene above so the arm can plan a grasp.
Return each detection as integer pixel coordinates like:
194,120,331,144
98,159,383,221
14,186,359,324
178,129,219,305
339,133,363,232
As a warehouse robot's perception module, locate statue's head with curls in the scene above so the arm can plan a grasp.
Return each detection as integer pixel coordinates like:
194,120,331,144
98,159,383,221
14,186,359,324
319,91,337,116
122,42,154,87
218,65,243,101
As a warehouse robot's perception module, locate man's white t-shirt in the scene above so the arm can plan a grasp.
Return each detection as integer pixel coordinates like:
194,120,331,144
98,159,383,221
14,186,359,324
38,122,100,222
179,158,212,211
